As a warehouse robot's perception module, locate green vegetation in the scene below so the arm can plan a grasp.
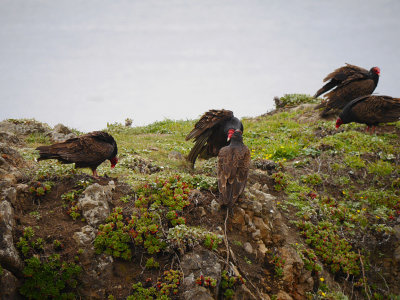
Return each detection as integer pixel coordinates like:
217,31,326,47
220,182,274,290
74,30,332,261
95,176,199,259
275,94,319,108
29,181,53,197
268,252,286,278
20,255,81,300
196,275,217,288
241,95,400,297
220,270,246,299
16,227,81,299
126,269,182,299
9,94,400,298
60,179,92,220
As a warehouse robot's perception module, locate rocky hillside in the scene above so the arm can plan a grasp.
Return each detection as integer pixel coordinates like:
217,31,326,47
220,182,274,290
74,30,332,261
1,94,399,300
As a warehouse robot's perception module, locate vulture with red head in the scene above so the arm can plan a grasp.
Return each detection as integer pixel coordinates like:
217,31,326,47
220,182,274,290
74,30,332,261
186,109,243,167
217,130,250,207
314,64,380,117
36,131,118,178
336,95,400,133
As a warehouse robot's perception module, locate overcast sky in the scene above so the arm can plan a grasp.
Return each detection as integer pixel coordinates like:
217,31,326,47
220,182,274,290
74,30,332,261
1,0,399,132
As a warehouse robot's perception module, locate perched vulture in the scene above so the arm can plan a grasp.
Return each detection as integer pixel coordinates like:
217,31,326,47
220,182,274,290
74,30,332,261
314,64,380,117
186,109,243,167
336,95,400,133
217,130,250,207
36,131,118,178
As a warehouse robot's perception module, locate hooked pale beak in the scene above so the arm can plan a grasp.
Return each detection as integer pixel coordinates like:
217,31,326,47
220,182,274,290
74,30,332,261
227,129,235,142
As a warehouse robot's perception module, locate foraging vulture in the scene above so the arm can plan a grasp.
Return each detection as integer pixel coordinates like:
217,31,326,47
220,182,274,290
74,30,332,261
314,64,380,117
336,95,400,133
217,130,250,207
36,131,118,178
186,109,243,167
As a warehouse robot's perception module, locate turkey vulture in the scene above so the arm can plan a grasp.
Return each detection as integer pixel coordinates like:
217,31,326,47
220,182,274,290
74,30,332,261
186,109,243,167
314,64,380,117
217,130,250,207
36,131,118,178
336,95,400,134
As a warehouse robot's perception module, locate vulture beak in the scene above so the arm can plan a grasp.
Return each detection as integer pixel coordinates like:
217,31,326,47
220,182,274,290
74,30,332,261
110,157,118,168
227,129,235,142
335,118,343,130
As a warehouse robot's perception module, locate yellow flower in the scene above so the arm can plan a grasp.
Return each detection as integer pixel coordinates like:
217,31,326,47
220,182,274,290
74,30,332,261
320,277,324,282
357,210,360,213
342,191,346,195
376,216,380,219
321,292,326,297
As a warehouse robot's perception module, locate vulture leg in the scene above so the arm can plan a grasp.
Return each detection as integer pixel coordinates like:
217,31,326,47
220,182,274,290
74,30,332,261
371,126,376,135
92,169,100,179
365,126,370,133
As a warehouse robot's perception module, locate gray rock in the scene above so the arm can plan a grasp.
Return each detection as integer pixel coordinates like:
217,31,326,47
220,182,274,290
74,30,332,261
181,247,222,298
0,143,25,169
233,284,257,300
291,103,318,111
252,229,261,240
188,189,204,206
394,225,400,240
0,200,23,274
168,151,183,160
210,199,220,214
197,207,207,217
0,132,22,146
252,201,263,216
2,188,16,206
53,123,73,134
280,246,304,290
276,290,293,300
244,242,253,254
123,155,161,174
50,124,77,142
394,245,400,263
0,119,51,136
51,132,77,143
183,286,214,300
0,269,21,300
73,225,97,246
244,214,251,225
78,183,112,227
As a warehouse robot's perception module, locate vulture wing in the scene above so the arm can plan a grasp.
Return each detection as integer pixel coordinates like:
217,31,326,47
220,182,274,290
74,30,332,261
314,64,369,98
36,131,116,169
218,144,251,207
186,109,234,166
349,95,400,125
186,109,233,140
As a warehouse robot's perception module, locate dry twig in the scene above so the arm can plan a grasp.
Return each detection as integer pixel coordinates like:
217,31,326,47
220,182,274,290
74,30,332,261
359,249,371,300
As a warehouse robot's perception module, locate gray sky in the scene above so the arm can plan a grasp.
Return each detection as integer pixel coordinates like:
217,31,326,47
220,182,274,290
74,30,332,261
1,0,399,132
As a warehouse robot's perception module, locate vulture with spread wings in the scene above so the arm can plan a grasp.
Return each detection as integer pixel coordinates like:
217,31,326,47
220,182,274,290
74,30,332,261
314,64,380,117
336,95,400,134
36,131,118,178
186,109,243,167
217,130,250,207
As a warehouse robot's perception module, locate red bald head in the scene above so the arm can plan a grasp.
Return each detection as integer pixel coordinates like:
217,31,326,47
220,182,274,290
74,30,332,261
227,129,243,141
110,157,118,168
371,67,380,75
335,118,343,129
227,129,235,141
